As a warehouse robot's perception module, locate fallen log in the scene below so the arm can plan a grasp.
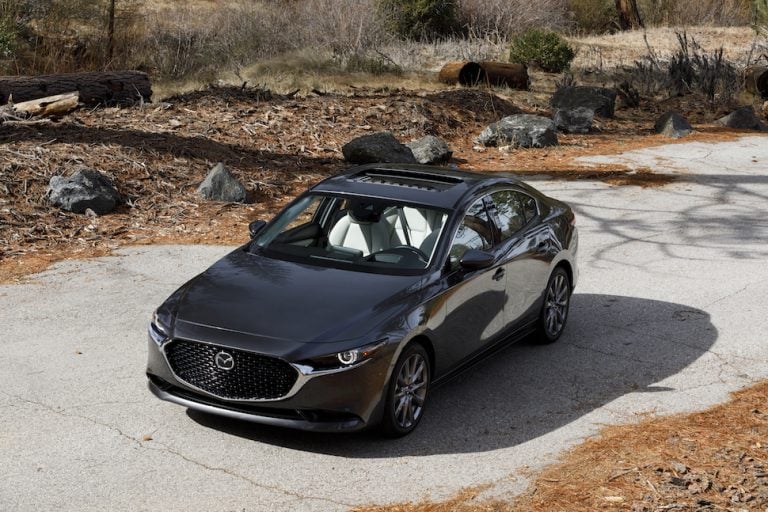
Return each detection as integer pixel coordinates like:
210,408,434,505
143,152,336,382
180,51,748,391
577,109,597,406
438,61,529,90
0,91,80,123
12,91,79,117
0,71,151,106
745,66,768,99
438,61,485,86
479,62,529,90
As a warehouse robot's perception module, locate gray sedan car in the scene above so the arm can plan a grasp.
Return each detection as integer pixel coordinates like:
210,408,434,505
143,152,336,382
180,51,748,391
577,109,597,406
147,164,578,436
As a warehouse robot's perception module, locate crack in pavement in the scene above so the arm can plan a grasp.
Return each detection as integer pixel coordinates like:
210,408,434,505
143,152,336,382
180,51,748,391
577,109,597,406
142,442,354,509
0,390,354,509
3,391,143,448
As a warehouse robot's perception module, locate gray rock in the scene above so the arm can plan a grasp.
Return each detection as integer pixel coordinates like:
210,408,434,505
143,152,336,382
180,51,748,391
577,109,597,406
716,106,767,131
553,107,594,134
342,132,417,164
551,86,617,118
197,163,247,203
655,111,693,138
406,135,452,164
477,114,558,148
48,169,120,215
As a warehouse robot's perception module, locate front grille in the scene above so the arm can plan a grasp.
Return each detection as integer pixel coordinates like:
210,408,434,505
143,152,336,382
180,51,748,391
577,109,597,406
164,340,298,400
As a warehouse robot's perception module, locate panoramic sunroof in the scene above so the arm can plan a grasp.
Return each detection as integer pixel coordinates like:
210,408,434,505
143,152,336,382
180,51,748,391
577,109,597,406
350,169,463,191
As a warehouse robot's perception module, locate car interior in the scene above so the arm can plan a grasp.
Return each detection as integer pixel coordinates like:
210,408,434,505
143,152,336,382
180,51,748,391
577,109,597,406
256,195,449,271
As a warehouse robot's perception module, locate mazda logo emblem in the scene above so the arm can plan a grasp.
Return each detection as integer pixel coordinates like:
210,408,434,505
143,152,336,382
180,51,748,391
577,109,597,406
214,351,235,371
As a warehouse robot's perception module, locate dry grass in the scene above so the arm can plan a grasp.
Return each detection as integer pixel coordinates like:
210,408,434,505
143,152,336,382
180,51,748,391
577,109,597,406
570,26,761,69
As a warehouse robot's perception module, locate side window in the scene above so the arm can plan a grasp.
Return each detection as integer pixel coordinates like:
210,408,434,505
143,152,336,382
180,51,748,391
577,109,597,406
491,190,527,241
449,198,493,264
521,194,538,223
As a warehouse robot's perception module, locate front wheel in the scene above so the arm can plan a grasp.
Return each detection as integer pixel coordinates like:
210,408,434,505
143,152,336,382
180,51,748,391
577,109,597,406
380,343,431,437
536,267,571,344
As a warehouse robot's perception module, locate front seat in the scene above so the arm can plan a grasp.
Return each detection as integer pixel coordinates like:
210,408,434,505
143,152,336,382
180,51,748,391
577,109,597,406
328,213,397,256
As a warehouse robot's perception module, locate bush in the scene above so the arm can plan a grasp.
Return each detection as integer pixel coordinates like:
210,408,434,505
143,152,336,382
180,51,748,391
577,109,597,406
509,29,575,73
457,0,569,38
377,0,460,41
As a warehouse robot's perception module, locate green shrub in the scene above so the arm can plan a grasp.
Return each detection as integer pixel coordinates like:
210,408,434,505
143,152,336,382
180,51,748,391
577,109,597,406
377,0,459,41
0,20,15,58
509,29,575,73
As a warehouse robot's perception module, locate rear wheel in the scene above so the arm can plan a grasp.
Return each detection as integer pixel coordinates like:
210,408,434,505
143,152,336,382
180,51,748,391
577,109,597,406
380,343,431,437
537,267,571,344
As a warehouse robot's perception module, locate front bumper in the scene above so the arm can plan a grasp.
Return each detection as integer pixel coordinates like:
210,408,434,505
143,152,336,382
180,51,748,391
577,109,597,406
146,335,393,432
147,376,366,432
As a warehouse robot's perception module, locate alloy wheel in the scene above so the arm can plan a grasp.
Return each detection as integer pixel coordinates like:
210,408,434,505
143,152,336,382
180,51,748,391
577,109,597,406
393,353,428,429
544,272,570,337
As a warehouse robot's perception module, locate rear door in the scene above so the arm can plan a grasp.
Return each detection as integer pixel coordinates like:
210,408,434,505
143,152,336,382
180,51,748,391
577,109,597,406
488,190,552,327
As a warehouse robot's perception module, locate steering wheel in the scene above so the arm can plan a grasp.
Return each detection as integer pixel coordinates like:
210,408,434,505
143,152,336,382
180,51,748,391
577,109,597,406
372,245,429,263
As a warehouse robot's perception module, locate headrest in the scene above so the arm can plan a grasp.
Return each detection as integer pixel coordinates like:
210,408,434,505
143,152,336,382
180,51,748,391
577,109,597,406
349,201,383,223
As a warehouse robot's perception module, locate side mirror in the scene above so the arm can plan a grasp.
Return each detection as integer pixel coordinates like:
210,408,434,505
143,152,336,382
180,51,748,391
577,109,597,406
248,220,267,239
459,249,495,271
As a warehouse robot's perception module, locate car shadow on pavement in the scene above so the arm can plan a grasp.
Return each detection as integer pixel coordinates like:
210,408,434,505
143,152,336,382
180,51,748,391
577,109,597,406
187,292,717,456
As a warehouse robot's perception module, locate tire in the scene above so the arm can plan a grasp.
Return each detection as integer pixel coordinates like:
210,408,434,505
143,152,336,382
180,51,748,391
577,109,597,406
380,343,431,437
536,267,571,344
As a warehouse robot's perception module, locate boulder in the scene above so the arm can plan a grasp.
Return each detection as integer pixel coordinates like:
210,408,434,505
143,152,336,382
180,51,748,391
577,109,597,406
551,86,617,118
716,106,767,131
48,169,119,215
553,107,594,134
406,135,452,164
342,131,417,164
197,163,247,203
477,114,558,148
654,111,693,138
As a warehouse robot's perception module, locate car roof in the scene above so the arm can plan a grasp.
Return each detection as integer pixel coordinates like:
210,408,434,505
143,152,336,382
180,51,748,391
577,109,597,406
311,164,524,210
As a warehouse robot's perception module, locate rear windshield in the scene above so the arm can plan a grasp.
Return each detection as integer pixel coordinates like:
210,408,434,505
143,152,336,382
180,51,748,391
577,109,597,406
250,194,449,274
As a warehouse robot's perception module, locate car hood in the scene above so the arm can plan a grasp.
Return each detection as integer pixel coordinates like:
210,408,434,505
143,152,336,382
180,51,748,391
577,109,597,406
173,248,423,344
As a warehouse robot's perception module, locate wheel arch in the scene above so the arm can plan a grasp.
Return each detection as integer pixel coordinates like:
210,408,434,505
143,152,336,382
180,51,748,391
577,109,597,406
554,260,574,290
406,334,436,376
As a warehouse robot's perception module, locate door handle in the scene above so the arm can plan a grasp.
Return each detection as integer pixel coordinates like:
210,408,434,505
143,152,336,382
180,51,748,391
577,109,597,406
492,268,505,281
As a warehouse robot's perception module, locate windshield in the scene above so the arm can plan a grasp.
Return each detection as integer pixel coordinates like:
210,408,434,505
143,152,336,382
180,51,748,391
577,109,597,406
251,194,449,274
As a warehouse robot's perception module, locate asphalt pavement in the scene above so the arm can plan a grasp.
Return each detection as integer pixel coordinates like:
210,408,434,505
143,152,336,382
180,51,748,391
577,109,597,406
2,136,767,511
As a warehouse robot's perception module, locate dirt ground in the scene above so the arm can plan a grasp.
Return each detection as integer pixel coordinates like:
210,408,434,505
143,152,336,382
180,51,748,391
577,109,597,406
0,74,754,283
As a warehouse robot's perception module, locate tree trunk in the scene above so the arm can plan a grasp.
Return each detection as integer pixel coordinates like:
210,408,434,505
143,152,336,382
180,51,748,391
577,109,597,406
616,0,644,30
0,71,152,106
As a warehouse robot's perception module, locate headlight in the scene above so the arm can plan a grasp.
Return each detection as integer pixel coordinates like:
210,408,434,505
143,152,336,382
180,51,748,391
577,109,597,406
300,340,386,371
149,309,171,344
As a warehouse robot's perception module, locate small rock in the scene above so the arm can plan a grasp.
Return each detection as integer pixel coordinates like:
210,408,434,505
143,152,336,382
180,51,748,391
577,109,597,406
197,163,247,203
670,461,688,474
406,135,452,164
716,106,768,130
655,112,693,138
478,114,558,148
342,131,417,164
48,169,120,215
553,107,594,134
551,86,617,118
669,476,688,487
